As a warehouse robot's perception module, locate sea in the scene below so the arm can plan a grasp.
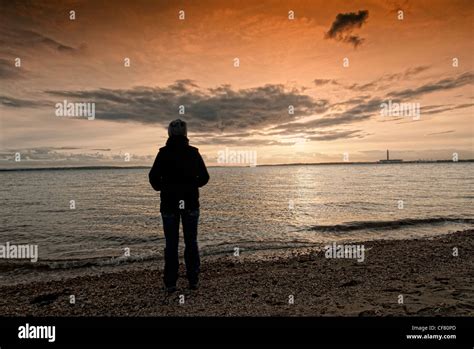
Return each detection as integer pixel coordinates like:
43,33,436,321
1,163,473,285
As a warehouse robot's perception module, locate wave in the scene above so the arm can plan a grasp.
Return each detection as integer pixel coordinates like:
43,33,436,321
0,240,318,272
304,217,474,233
0,253,161,272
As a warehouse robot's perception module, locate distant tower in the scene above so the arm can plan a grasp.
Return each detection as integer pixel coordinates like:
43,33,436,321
379,149,402,163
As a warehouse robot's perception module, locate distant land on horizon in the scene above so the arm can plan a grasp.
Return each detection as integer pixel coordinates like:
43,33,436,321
1,159,473,171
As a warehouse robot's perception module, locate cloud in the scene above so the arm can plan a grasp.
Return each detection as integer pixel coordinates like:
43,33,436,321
332,96,371,107
0,28,78,53
317,65,430,92
272,69,472,134
0,95,46,108
421,103,474,115
55,146,81,150
307,129,366,141
314,79,339,86
388,72,474,99
192,129,366,146
3,68,472,146
426,130,454,136
0,147,153,165
272,98,382,134
192,137,283,147
325,10,369,48
45,82,329,133
343,35,365,48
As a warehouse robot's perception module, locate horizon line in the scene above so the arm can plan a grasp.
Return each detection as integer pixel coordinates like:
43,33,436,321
1,159,473,171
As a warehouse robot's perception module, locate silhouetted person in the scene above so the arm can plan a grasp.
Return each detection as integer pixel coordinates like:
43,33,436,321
149,119,209,293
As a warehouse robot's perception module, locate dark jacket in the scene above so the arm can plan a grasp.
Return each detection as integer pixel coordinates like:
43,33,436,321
149,136,209,212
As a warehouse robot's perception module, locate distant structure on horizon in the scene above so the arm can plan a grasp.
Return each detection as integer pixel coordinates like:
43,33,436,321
379,150,403,163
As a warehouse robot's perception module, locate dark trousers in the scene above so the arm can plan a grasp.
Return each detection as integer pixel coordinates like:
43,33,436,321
161,209,200,287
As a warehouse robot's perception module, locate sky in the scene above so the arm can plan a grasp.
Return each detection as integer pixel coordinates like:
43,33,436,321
0,0,473,167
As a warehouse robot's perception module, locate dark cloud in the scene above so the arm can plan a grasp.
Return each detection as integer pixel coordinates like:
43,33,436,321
323,66,430,92
388,72,474,99
421,103,473,115
343,35,364,48
0,28,78,53
56,146,81,150
404,66,430,76
377,117,403,123
272,98,382,134
192,137,284,147
307,129,365,141
346,81,377,92
0,95,45,108
45,82,329,133
192,129,365,146
380,65,430,83
332,96,371,107
366,66,430,89
395,118,425,124
314,79,338,86
326,10,369,48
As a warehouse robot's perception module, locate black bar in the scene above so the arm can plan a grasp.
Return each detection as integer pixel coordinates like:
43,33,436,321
0,317,472,347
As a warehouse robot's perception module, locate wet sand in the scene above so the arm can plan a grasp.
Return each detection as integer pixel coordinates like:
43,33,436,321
0,230,472,316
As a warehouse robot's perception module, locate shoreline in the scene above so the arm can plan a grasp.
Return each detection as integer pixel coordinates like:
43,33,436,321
0,229,472,316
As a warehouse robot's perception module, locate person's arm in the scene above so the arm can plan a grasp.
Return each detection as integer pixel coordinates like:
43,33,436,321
196,152,210,188
148,150,163,191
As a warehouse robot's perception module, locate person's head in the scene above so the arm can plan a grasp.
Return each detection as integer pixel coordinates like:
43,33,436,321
168,119,187,138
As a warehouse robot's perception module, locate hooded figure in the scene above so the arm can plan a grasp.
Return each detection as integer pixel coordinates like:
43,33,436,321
149,119,209,292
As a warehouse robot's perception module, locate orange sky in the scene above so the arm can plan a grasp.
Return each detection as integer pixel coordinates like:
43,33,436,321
0,0,473,167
